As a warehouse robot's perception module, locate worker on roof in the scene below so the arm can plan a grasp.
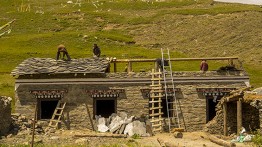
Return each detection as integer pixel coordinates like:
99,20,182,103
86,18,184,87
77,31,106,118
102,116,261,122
56,44,71,61
93,44,101,58
200,60,208,72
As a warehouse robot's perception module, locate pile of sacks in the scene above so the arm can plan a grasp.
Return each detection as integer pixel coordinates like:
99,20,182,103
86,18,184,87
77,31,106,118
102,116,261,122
95,112,151,137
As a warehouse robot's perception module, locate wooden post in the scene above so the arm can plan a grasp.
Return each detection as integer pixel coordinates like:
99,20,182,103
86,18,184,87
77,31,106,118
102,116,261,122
113,63,117,72
85,103,95,131
237,100,242,134
223,103,228,136
155,61,159,71
31,104,38,147
127,61,132,73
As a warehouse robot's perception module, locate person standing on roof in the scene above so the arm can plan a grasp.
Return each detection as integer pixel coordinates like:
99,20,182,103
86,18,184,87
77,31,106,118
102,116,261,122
93,44,101,57
56,44,71,61
200,60,208,72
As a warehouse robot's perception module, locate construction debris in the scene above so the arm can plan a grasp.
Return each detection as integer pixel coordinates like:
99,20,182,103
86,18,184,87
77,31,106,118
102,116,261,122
95,113,150,137
9,113,45,136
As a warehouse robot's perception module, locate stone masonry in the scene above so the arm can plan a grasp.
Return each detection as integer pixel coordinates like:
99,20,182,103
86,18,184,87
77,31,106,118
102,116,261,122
0,96,12,135
12,58,250,132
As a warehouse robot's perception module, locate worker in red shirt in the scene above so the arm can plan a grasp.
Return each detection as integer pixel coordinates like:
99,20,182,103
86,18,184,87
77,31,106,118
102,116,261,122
200,60,208,72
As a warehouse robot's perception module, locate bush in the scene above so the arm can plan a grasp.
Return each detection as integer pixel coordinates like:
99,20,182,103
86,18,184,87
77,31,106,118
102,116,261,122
252,130,262,146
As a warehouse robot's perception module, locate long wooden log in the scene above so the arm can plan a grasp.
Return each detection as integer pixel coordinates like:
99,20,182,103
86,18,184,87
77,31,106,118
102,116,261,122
74,134,127,138
157,138,166,147
209,134,236,147
111,57,238,63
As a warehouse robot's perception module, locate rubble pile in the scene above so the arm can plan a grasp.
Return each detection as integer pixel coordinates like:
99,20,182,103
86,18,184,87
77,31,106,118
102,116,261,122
8,113,45,136
0,96,12,135
95,112,150,137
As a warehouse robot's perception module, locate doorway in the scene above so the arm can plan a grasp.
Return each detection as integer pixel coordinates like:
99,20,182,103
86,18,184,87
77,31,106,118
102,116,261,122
38,99,59,119
94,98,116,118
206,96,220,123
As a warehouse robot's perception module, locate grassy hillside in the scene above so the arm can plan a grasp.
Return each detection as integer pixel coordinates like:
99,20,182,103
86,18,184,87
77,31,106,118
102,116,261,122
1,0,262,100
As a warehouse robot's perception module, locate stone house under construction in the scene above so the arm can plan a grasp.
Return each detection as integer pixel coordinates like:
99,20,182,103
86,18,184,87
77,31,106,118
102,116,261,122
11,57,251,133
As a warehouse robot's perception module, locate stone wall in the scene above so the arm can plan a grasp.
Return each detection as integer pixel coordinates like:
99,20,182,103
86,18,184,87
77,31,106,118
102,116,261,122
15,79,246,132
204,100,260,135
0,96,12,135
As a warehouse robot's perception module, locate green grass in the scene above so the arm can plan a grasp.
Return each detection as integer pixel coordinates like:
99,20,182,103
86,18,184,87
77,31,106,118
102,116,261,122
1,0,262,106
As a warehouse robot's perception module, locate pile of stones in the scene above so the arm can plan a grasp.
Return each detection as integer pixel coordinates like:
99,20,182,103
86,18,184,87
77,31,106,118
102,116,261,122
95,112,151,137
8,113,45,136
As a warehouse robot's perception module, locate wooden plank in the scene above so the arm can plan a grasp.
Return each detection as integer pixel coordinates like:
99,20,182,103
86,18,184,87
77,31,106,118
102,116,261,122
150,84,162,87
150,113,163,117
150,119,163,123
149,100,162,103
149,107,162,110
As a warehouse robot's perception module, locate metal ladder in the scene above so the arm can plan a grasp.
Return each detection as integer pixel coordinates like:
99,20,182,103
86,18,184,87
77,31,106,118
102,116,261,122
48,100,66,129
149,69,163,133
161,48,181,132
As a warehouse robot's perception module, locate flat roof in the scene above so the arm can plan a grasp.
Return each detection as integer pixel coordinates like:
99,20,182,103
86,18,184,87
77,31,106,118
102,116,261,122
11,58,110,76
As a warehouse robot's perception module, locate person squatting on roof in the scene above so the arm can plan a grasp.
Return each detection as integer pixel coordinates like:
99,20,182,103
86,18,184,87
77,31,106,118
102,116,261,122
56,44,71,61
93,44,101,57
200,60,208,72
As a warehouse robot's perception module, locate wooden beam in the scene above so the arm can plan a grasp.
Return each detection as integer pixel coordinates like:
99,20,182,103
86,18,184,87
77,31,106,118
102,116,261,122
223,103,228,136
111,57,239,63
237,100,242,134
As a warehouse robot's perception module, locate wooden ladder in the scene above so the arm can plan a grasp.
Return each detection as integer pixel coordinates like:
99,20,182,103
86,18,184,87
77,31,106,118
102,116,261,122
149,69,163,133
48,100,66,129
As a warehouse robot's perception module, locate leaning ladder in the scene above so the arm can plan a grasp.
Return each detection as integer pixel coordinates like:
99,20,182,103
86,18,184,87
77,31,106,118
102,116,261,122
149,69,163,133
48,100,66,129
161,48,181,132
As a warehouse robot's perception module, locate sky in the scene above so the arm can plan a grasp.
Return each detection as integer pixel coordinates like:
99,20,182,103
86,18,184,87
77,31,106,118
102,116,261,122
215,0,262,5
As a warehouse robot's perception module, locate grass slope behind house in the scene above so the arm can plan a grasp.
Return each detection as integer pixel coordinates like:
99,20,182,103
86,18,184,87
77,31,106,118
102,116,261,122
0,0,262,103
